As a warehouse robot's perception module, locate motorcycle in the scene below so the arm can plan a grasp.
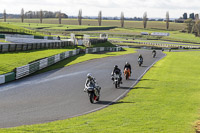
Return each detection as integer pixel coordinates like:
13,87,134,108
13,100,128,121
85,82,101,103
124,68,131,80
138,58,143,67
113,73,121,88
152,52,156,58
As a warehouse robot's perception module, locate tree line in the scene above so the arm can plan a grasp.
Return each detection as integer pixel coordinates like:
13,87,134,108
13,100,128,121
2,9,171,30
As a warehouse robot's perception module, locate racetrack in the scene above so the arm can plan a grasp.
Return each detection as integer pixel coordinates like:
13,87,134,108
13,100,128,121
0,49,165,128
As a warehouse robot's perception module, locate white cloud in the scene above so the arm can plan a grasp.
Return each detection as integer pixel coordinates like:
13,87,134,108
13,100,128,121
1,0,200,18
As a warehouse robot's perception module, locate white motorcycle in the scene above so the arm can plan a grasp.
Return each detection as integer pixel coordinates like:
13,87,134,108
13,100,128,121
113,73,121,88
85,82,101,103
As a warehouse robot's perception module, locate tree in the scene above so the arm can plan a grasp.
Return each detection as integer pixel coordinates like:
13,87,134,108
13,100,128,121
143,12,148,28
98,11,102,26
78,9,82,25
120,12,124,28
40,10,43,23
192,15,200,36
184,19,195,33
166,11,169,30
58,11,62,24
194,20,200,36
21,8,24,23
3,9,6,22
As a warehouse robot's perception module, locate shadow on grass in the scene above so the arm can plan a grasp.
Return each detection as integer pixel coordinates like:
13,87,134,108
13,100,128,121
96,100,135,105
133,87,153,89
139,79,158,81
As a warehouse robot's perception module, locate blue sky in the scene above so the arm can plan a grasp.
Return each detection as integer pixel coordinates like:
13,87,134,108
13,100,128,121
1,0,200,18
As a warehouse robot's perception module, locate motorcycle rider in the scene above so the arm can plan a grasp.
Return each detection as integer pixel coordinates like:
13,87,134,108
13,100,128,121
84,73,100,92
152,49,156,54
124,62,132,75
111,65,122,84
138,54,143,62
152,49,156,57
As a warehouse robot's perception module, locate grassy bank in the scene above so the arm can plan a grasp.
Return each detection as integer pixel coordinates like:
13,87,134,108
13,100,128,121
1,51,200,132
0,47,76,75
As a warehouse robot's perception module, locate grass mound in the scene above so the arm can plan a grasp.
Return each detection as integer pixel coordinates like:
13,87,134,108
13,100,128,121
0,22,45,36
0,47,76,75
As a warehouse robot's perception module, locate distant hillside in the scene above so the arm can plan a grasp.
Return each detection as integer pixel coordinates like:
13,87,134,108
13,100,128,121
0,13,20,19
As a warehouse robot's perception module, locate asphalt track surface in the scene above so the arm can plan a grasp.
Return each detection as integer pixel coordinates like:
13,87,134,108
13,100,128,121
0,49,165,128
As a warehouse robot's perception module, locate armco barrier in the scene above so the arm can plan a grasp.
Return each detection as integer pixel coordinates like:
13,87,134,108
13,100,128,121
16,65,29,79
0,34,5,39
4,72,15,82
15,49,80,79
85,47,122,54
0,47,118,85
0,41,72,53
0,75,5,84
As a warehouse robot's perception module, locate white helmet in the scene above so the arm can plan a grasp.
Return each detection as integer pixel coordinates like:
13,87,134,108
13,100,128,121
87,73,92,79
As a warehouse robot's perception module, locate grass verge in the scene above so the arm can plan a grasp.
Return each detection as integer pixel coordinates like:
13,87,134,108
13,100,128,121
1,51,200,132
0,47,76,75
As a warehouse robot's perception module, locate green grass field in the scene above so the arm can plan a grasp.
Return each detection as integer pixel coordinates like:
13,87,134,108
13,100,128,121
0,47,76,75
2,19,200,44
0,22,46,36
6,21,200,44
1,50,200,132
0,19,185,31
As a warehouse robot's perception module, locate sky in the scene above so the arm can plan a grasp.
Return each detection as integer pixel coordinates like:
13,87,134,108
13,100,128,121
1,0,200,18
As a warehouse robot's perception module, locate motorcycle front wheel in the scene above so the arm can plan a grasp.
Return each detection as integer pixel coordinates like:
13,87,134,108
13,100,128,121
115,82,118,88
89,92,95,103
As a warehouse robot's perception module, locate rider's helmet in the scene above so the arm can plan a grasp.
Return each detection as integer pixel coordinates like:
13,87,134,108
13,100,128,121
114,65,118,69
126,62,129,65
87,73,93,79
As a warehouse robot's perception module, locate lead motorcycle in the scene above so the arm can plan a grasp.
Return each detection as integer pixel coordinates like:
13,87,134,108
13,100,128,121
85,82,101,103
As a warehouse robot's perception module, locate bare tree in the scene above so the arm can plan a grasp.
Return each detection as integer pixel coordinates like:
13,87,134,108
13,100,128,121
40,10,43,23
78,9,82,25
21,8,24,23
120,12,124,28
3,9,6,22
58,11,62,24
166,11,169,30
98,11,102,26
143,12,148,28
